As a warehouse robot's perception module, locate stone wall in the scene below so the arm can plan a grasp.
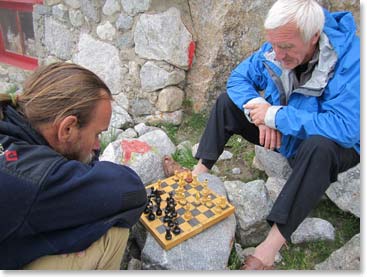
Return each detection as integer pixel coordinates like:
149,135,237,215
0,0,360,123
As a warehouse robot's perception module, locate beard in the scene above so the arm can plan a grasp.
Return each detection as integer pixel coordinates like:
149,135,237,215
63,140,94,164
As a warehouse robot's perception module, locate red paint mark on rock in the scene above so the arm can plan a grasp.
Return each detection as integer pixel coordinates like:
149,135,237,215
121,140,152,163
188,41,196,69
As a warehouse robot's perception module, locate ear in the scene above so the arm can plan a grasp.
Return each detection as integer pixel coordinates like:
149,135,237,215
57,115,79,143
311,31,321,45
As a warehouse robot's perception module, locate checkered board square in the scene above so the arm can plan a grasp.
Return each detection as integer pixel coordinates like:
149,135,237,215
139,175,235,250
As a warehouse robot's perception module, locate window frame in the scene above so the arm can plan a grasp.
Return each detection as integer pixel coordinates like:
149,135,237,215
0,0,43,70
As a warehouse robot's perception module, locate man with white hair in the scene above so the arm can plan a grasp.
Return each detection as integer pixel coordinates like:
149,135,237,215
163,0,360,270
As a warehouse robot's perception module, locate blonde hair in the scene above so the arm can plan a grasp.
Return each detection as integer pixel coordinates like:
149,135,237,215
0,62,112,128
264,0,325,42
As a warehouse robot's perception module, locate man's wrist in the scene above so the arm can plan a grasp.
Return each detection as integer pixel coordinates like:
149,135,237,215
264,105,283,129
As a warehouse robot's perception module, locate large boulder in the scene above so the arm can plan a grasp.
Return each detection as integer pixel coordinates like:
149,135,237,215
134,7,193,69
326,164,360,218
315,233,360,270
140,174,236,270
291,218,335,244
224,179,272,247
100,129,175,185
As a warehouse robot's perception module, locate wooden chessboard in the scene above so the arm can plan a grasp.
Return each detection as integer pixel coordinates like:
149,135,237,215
139,174,235,250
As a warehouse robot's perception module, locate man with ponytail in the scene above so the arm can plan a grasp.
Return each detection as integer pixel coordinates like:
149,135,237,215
0,62,147,269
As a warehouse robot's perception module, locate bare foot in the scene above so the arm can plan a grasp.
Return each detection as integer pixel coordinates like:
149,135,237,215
162,155,187,177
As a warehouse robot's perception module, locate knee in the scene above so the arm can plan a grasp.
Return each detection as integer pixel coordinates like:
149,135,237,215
216,93,233,108
299,136,338,159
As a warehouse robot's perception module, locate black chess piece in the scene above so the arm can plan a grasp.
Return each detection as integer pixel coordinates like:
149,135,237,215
156,202,162,216
167,219,174,228
163,213,171,223
172,221,181,235
165,227,172,240
144,201,153,214
148,210,155,221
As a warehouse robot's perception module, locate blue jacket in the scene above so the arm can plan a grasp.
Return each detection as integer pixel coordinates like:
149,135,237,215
227,10,360,158
0,106,148,269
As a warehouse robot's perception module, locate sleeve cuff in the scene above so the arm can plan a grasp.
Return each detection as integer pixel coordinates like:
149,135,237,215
265,105,283,129
243,97,269,123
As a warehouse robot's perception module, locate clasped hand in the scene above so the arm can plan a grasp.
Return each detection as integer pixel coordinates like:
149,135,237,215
244,103,282,150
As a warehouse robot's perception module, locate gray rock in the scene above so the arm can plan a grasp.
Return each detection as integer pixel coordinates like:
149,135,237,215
134,123,159,136
102,0,120,16
102,130,176,184
134,7,193,69
52,4,68,22
73,33,121,95
192,143,233,161
44,17,74,60
141,174,236,270
315,233,360,270
157,86,184,112
224,180,272,247
69,9,84,27
96,21,116,41
113,93,129,110
254,145,292,179
116,14,133,30
80,0,100,23
116,31,134,49
116,128,138,140
127,258,142,270
121,0,150,16
265,177,287,203
232,168,241,175
129,98,154,116
291,218,335,244
138,129,176,158
144,110,183,126
64,0,81,9
140,61,185,92
109,103,133,129
326,164,360,218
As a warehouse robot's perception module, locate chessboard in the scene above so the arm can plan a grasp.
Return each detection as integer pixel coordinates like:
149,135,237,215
139,171,235,250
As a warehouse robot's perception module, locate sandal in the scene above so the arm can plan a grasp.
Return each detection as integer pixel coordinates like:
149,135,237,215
162,155,188,177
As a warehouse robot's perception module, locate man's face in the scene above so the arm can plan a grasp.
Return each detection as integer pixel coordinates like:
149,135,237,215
65,97,112,164
265,22,318,70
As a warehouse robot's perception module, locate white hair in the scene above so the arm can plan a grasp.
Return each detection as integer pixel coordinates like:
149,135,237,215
264,0,325,42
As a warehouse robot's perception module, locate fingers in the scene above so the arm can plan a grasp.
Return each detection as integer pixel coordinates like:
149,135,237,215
276,131,282,149
259,125,265,146
258,125,282,150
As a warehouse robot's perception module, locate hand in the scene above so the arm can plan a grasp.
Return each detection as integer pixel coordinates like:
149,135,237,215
258,125,282,150
244,103,270,126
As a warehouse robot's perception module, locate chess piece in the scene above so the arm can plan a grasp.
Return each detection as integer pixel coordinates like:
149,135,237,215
148,210,155,221
205,195,214,208
172,220,181,235
165,227,172,240
144,201,153,214
214,200,222,214
156,202,162,216
156,179,162,190
183,203,192,220
193,191,201,206
184,171,193,183
178,193,187,205
219,196,227,209
167,219,174,228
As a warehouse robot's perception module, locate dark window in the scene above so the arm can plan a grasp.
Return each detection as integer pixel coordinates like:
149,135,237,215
0,0,43,70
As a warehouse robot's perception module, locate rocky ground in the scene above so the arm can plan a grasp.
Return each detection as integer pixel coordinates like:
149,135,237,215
100,122,360,271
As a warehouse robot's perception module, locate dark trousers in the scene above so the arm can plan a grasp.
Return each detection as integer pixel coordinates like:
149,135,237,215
195,93,360,241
